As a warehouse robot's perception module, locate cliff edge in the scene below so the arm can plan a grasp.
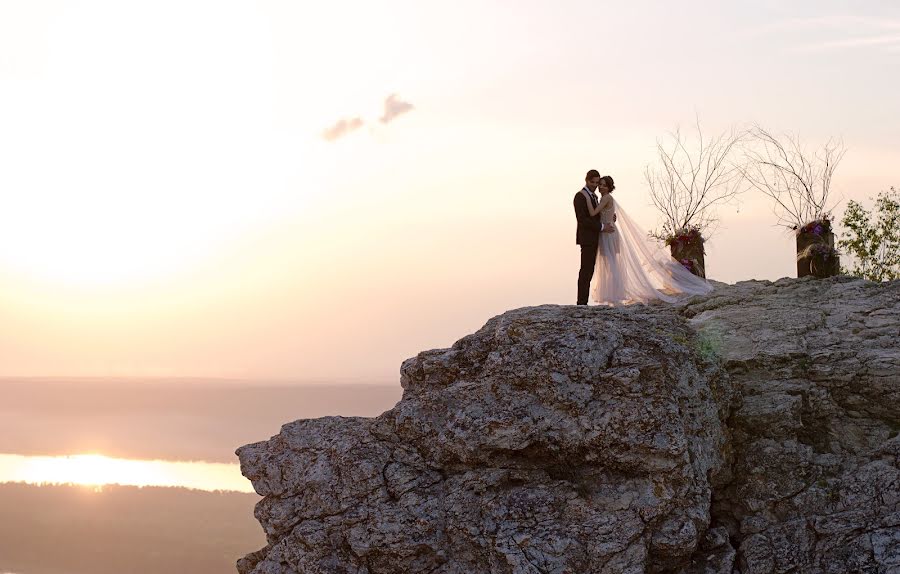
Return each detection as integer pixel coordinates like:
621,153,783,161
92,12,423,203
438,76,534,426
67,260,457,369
237,277,900,573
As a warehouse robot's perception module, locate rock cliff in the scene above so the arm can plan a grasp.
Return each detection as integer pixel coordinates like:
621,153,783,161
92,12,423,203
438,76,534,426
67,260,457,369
236,277,900,573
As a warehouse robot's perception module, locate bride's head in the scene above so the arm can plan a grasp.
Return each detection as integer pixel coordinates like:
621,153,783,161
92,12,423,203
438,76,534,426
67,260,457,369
599,175,615,194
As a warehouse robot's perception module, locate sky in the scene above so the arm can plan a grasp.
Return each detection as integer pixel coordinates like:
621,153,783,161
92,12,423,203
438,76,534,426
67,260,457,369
0,0,897,382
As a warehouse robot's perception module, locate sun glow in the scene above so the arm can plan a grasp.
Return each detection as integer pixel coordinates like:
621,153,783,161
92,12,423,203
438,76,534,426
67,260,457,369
0,453,254,493
0,1,335,287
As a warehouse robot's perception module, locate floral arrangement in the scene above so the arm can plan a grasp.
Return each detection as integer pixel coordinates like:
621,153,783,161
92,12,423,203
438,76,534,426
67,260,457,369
665,226,705,254
796,215,833,236
797,242,839,261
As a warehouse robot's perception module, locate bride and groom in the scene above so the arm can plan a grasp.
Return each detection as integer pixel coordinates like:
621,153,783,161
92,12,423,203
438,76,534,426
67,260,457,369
574,169,712,306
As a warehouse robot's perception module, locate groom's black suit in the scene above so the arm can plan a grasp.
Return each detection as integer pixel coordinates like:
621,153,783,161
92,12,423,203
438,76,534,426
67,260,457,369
574,188,605,305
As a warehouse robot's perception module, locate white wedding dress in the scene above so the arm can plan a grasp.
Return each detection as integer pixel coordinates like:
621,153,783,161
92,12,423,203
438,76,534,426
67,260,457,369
591,195,714,305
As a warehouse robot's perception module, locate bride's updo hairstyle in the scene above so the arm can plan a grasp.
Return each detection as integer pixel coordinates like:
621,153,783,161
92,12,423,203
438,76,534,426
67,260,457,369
601,175,616,192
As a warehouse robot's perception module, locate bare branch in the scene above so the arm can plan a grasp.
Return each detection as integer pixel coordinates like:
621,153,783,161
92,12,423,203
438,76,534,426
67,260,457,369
645,120,748,239
742,125,845,229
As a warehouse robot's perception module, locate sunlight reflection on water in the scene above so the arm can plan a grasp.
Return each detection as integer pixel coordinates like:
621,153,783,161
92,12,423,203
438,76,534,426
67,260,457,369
0,453,254,493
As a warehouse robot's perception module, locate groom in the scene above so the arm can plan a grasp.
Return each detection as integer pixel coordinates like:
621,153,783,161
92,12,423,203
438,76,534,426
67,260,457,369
574,169,614,305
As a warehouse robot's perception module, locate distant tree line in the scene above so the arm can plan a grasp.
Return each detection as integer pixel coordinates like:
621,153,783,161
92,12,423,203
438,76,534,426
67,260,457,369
0,482,263,574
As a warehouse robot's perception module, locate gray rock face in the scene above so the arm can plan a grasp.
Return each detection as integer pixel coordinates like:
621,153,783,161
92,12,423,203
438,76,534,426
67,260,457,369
684,277,900,573
237,277,900,573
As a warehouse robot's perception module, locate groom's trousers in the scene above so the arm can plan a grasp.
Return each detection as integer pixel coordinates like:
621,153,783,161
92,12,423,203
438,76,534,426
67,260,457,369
577,243,598,305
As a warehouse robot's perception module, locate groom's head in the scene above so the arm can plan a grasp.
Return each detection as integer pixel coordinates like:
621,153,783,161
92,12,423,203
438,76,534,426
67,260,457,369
585,169,601,191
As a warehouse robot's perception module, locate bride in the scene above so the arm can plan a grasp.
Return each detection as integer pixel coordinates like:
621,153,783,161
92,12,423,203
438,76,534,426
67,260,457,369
584,175,713,306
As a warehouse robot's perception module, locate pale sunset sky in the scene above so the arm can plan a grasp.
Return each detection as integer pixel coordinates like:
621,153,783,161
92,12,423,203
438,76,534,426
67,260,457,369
0,0,897,382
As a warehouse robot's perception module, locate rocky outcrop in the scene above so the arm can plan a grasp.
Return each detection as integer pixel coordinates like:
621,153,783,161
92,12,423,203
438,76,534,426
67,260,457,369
683,278,900,573
236,277,900,573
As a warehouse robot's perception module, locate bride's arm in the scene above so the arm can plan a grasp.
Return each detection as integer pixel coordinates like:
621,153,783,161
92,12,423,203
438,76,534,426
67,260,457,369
597,194,612,213
584,195,603,216
574,194,604,231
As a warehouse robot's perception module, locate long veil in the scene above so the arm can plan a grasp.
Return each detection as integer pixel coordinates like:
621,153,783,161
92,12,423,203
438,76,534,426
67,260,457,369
591,198,714,305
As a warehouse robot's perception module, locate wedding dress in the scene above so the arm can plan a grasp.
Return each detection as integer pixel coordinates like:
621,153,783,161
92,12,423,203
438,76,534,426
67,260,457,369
591,195,713,305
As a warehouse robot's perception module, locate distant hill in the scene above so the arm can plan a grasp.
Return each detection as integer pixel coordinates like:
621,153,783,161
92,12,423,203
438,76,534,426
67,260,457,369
0,482,264,574
0,379,401,463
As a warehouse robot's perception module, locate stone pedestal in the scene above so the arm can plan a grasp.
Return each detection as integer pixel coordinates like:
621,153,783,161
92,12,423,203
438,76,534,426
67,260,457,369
670,242,706,279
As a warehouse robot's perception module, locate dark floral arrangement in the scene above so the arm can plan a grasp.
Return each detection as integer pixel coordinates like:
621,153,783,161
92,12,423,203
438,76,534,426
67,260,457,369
796,214,833,236
665,226,705,254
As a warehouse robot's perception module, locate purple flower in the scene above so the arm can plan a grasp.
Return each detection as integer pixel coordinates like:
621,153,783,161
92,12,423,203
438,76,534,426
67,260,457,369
812,224,823,235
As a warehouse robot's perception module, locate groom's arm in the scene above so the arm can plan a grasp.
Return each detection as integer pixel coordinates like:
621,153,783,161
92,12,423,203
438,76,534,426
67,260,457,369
573,194,605,232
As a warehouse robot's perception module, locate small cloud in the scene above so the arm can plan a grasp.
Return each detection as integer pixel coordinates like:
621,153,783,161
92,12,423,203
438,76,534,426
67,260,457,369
322,117,364,142
380,94,414,124
321,95,414,140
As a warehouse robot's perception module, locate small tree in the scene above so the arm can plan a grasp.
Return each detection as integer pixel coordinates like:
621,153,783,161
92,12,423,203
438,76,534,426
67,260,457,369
645,119,747,241
838,187,900,281
742,126,846,230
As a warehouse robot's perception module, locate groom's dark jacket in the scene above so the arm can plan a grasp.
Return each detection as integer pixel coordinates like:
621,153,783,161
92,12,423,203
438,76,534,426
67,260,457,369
574,190,604,246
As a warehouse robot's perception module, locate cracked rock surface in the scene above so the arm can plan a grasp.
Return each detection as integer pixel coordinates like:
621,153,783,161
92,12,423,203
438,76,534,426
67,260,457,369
237,277,899,573
684,277,900,573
